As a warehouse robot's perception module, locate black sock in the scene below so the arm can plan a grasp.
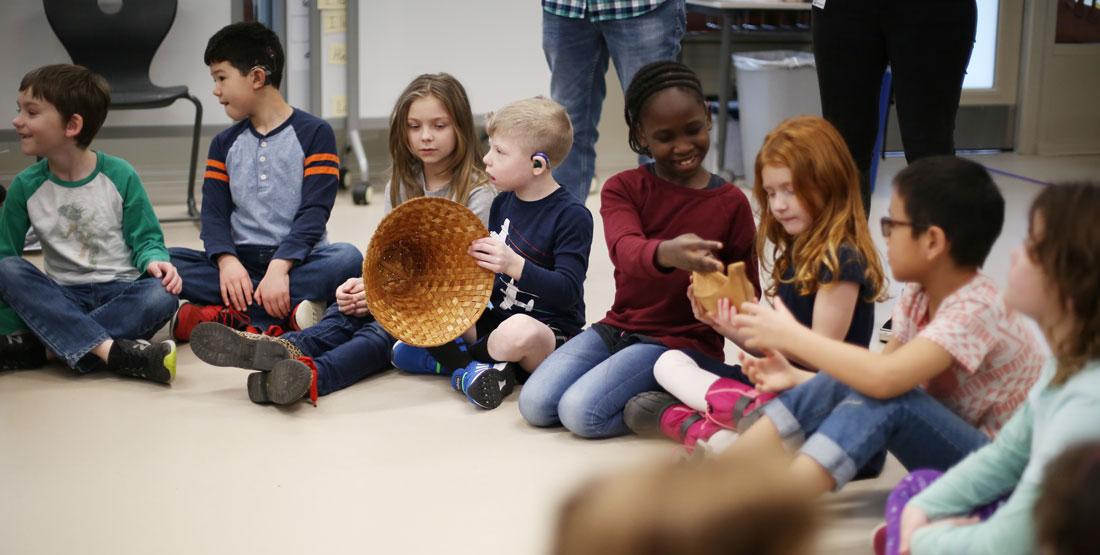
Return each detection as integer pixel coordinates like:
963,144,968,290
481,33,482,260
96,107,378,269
427,340,474,373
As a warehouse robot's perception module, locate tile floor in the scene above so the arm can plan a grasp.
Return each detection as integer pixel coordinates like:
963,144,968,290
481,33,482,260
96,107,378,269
0,153,1097,554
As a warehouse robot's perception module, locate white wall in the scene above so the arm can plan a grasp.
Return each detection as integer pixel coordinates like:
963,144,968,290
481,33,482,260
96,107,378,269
0,0,233,130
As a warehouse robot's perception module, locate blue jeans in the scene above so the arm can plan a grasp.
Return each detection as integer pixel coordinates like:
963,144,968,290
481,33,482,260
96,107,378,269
519,327,742,438
280,303,395,396
763,372,990,489
543,0,686,201
169,242,363,330
0,256,178,372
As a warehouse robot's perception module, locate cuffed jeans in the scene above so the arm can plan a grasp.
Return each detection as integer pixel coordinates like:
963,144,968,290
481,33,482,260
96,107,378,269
0,256,177,372
812,0,977,212
279,303,395,396
543,0,686,201
169,242,363,330
519,326,742,438
762,372,990,490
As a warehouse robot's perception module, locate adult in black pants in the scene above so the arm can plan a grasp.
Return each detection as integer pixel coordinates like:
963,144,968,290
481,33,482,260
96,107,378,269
813,0,977,213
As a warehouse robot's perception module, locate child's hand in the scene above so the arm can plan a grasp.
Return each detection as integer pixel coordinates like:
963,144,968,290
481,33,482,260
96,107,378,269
217,255,253,311
898,504,931,555
656,233,723,273
147,260,182,295
254,260,293,319
740,348,800,393
335,277,369,317
468,237,524,279
732,296,800,352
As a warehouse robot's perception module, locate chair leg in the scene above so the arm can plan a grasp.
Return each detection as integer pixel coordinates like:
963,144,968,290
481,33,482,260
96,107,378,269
160,94,203,223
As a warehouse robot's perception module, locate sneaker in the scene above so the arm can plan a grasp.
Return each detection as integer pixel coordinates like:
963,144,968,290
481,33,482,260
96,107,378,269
879,318,892,343
623,391,682,437
871,522,887,555
289,300,326,331
246,357,318,405
392,340,446,375
190,322,300,371
170,302,251,342
107,338,176,384
0,332,47,371
244,324,285,337
451,361,515,409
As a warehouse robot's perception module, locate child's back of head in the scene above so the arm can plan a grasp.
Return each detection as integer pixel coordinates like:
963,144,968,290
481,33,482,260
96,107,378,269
892,156,1004,269
204,20,285,89
19,64,110,149
1036,441,1100,555
553,451,819,555
485,97,572,170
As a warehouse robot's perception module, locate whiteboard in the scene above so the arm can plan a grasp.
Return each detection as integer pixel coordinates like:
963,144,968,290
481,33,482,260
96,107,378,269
357,0,551,121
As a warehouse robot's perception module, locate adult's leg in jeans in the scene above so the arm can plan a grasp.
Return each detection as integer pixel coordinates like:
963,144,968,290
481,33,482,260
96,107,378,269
801,386,989,490
602,0,686,96
887,0,976,163
518,328,612,427
286,242,363,308
83,278,179,343
558,342,669,438
812,0,888,214
544,12,609,201
0,257,109,371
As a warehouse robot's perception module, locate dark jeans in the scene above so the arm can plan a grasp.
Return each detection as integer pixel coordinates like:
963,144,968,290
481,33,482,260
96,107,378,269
280,303,395,396
812,0,977,212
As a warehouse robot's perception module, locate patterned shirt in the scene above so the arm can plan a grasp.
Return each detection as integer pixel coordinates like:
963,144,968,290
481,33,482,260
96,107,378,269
891,273,1045,437
543,0,664,21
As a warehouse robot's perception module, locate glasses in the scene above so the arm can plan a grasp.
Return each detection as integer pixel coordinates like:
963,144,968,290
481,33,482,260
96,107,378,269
880,217,922,238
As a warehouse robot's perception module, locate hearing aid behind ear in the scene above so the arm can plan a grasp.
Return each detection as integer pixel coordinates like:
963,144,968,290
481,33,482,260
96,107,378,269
250,65,271,83
531,152,549,169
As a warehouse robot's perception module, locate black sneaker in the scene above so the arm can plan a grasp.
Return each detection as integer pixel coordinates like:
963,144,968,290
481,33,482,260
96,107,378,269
246,359,315,405
879,318,893,343
623,391,681,437
0,332,47,370
107,339,176,383
190,322,299,371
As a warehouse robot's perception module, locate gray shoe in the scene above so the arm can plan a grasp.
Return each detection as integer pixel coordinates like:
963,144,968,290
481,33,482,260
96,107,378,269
246,359,314,405
190,322,299,371
623,391,680,437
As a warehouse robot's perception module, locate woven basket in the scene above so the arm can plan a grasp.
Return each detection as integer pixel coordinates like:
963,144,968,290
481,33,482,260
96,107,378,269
364,196,493,347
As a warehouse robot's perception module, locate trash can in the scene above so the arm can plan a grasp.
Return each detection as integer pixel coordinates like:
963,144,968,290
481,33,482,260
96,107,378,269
733,50,821,187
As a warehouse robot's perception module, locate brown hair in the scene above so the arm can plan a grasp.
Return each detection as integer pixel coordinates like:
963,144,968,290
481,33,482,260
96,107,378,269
484,96,572,168
387,73,490,208
753,116,888,301
19,64,110,149
1027,182,1100,385
552,452,819,555
1035,441,1100,555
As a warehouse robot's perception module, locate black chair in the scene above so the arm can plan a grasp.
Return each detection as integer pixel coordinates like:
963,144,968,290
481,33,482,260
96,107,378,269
43,0,202,222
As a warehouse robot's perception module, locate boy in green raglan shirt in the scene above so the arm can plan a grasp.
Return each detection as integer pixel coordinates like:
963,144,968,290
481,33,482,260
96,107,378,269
0,64,180,384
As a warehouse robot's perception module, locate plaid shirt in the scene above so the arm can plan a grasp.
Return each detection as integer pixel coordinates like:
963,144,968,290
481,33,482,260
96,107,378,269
542,0,664,21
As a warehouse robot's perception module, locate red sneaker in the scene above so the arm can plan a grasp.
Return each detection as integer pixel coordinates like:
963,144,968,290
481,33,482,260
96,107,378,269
170,302,250,342
704,377,777,432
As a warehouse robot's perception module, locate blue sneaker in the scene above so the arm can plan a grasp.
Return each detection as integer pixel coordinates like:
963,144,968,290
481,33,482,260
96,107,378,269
451,361,516,410
392,341,446,375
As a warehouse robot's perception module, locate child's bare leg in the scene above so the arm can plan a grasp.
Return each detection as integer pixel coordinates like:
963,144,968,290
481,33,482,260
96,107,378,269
789,453,837,495
720,414,791,463
653,349,719,411
486,314,556,372
91,339,113,361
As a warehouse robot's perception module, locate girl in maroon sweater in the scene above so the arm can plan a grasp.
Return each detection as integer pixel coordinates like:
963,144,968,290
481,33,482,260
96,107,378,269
518,61,759,438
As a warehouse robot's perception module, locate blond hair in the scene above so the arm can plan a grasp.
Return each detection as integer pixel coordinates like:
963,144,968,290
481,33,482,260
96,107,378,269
753,116,888,302
485,96,572,169
387,73,490,208
553,452,819,555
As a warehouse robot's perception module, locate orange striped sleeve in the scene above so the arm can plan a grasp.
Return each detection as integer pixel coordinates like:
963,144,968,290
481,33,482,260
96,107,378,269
304,153,339,166
206,159,227,171
204,170,230,182
303,166,340,177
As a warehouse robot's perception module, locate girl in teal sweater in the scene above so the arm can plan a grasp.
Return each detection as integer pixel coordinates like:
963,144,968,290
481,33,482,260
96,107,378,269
888,182,1100,555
